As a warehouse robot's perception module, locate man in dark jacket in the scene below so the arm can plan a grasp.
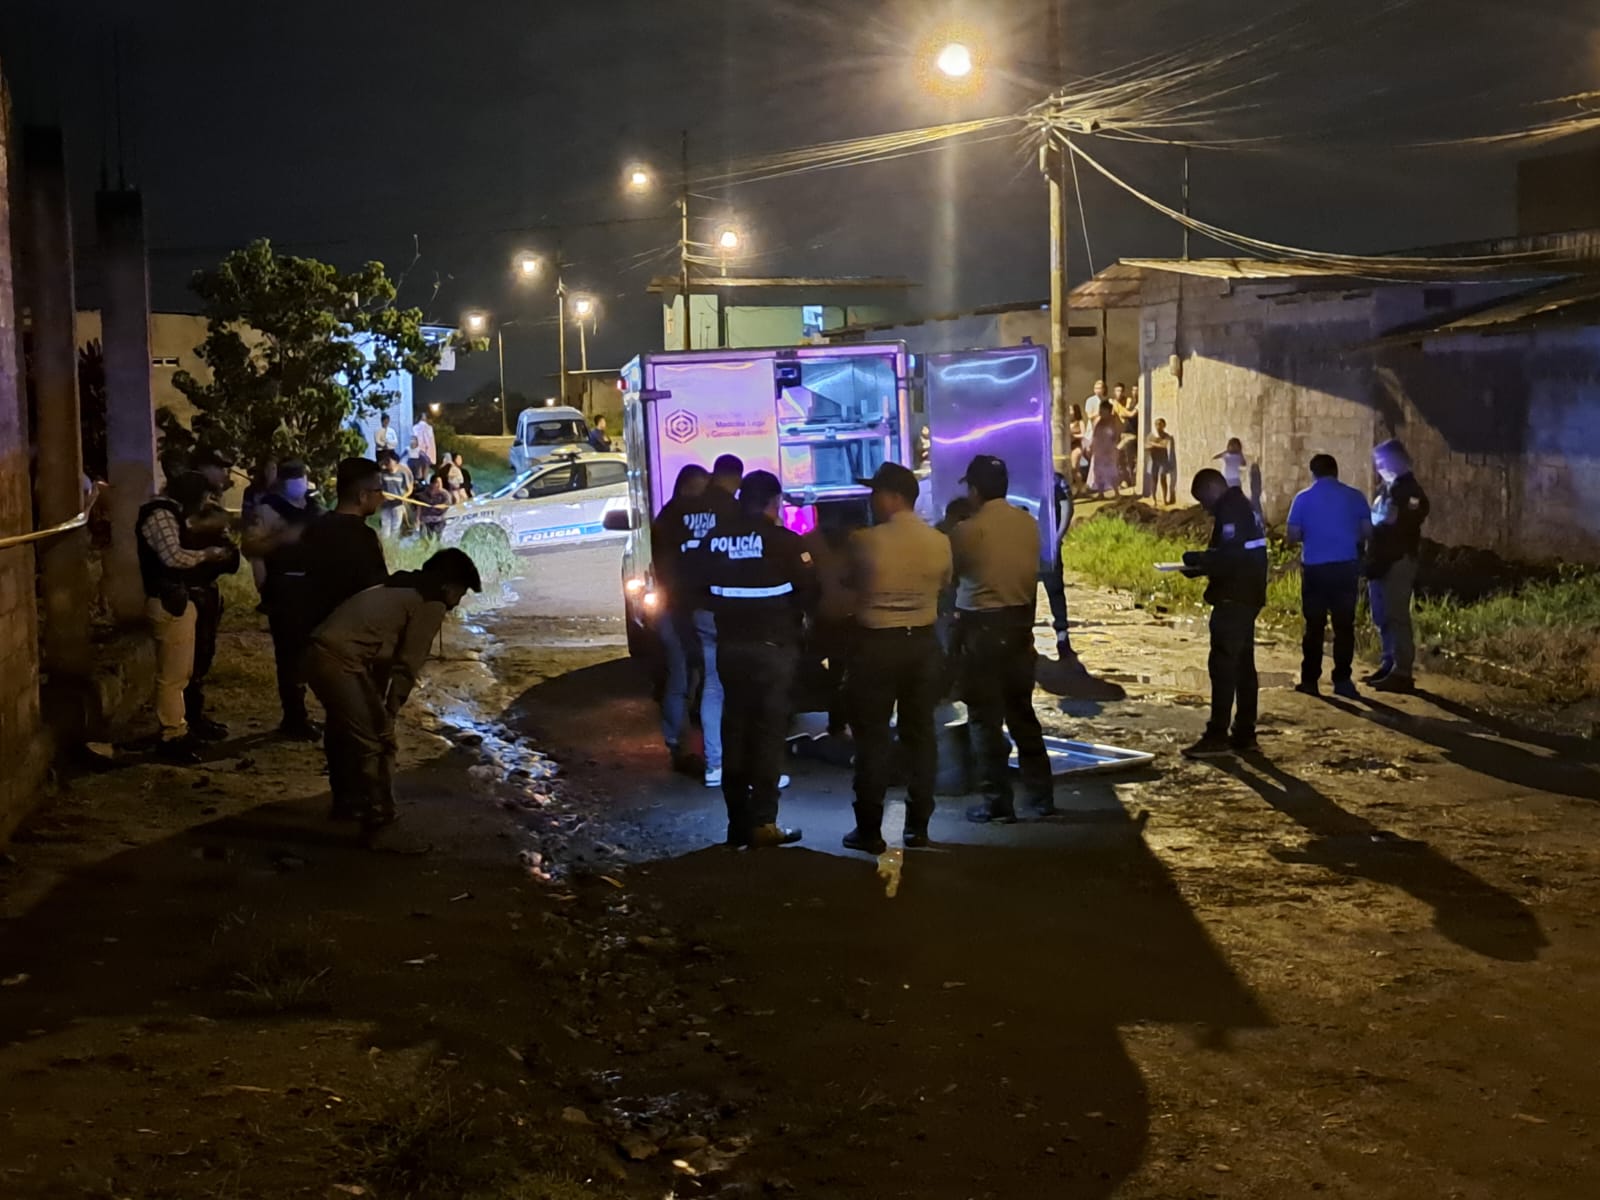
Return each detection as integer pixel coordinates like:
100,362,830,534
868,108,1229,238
689,454,744,788
650,463,714,773
1181,468,1269,759
242,460,325,739
1365,439,1430,693
302,457,389,631
689,469,815,849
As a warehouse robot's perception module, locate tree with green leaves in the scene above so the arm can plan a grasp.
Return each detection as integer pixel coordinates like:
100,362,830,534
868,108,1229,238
167,240,472,483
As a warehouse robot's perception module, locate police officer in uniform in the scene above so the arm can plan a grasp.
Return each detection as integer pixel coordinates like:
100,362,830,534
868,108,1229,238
1180,468,1270,758
950,454,1055,822
243,460,325,739
180,451,241,740
841,463,951,854
136,473,239,761
650,464,715,773
1365,438,1430,694
692,470,814,848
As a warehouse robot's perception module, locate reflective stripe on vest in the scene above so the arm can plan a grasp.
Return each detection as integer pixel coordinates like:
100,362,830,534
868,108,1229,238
709,583,794,599
1244,538,1267,550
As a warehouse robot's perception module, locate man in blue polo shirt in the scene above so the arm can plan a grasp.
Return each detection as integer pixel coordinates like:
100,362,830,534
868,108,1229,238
1287,454,1371,699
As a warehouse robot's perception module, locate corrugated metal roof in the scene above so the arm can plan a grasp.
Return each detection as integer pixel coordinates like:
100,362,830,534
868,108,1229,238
1372,276,1600,343
1119,258,1358,280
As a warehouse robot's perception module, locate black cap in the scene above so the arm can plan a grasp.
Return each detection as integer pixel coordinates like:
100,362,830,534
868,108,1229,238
191,447,233,471
278,459,308,480
959,454,1008,501
858,462,920,505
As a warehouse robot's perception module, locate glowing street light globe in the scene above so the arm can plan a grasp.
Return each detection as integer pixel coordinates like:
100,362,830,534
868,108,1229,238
718,228,741,252
626,166,653,193
464,311,488,334
517,253,542,278
936,42,973,79
573,297,595,318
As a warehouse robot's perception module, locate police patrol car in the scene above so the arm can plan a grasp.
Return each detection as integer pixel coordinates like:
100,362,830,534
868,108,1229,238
443,449,629,551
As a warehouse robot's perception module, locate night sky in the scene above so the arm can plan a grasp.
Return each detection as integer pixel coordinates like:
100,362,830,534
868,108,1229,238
3,0,1595,406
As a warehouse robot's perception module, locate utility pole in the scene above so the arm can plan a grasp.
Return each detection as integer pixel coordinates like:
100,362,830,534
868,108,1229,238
1043,0,1071,470
679,129,693,351
556,272,569,404
495,328,508,436
1182,146,1192,260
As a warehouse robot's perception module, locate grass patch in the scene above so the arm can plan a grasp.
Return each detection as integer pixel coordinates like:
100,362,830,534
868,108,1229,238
343,1079,483,1197
1065,510,1600,701
208,916,336,1016
441,433,516,495
336,1074,626,1200
1061,516,1212,614
1413,571,1600,699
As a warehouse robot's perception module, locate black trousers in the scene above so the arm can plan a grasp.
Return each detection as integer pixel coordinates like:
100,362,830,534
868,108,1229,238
959,608,1052,813
265,578,313,727
304,646,395,825
1300,560,1359,685
1039,557,1071,645
719,639,797,836
1207,602,1261,739
184,584,223,724
849,626,942,836
813,619,854,737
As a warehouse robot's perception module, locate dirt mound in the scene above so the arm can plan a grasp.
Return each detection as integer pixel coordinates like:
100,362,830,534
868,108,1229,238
1080,497,1213,541
1418,541,1567,603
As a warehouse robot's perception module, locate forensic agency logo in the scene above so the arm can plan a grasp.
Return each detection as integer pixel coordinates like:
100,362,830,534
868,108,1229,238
664,409,699,444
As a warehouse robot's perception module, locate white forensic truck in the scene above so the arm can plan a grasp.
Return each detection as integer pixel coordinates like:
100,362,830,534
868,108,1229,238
602,342,1058,656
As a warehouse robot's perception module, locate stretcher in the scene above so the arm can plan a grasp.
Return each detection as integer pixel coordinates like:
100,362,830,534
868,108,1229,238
787,711,1155,792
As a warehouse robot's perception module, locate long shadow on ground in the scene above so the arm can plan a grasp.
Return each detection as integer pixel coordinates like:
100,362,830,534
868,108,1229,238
505,655,1273,1198
1209,755,1547,963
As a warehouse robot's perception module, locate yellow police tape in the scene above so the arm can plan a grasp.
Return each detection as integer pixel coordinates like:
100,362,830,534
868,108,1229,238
0,484,102,551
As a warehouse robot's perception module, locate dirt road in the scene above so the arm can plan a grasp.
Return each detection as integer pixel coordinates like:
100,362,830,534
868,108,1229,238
2,540,1598,1198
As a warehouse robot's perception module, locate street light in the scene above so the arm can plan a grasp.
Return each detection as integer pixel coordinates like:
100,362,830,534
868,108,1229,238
571,295,596,372
916,23,986,99
513,250,572,406
463,310,488,335
935,41,974,78
717,228,741,252
623,132,696,349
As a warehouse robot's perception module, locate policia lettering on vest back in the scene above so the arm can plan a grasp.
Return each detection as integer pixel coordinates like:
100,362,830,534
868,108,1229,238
687,470,816,849
950,455,1055,823
1179,469,1270,759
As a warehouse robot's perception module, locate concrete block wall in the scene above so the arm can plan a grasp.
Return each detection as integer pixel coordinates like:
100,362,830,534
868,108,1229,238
1131,268,1600,563
1382,327,1600,561
0,76,51,839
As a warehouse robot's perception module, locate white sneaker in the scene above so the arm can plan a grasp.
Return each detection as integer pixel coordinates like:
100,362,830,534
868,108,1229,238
704,768,722,788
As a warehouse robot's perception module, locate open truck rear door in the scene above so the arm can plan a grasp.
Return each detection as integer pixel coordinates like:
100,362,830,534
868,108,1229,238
923,345,1057,565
